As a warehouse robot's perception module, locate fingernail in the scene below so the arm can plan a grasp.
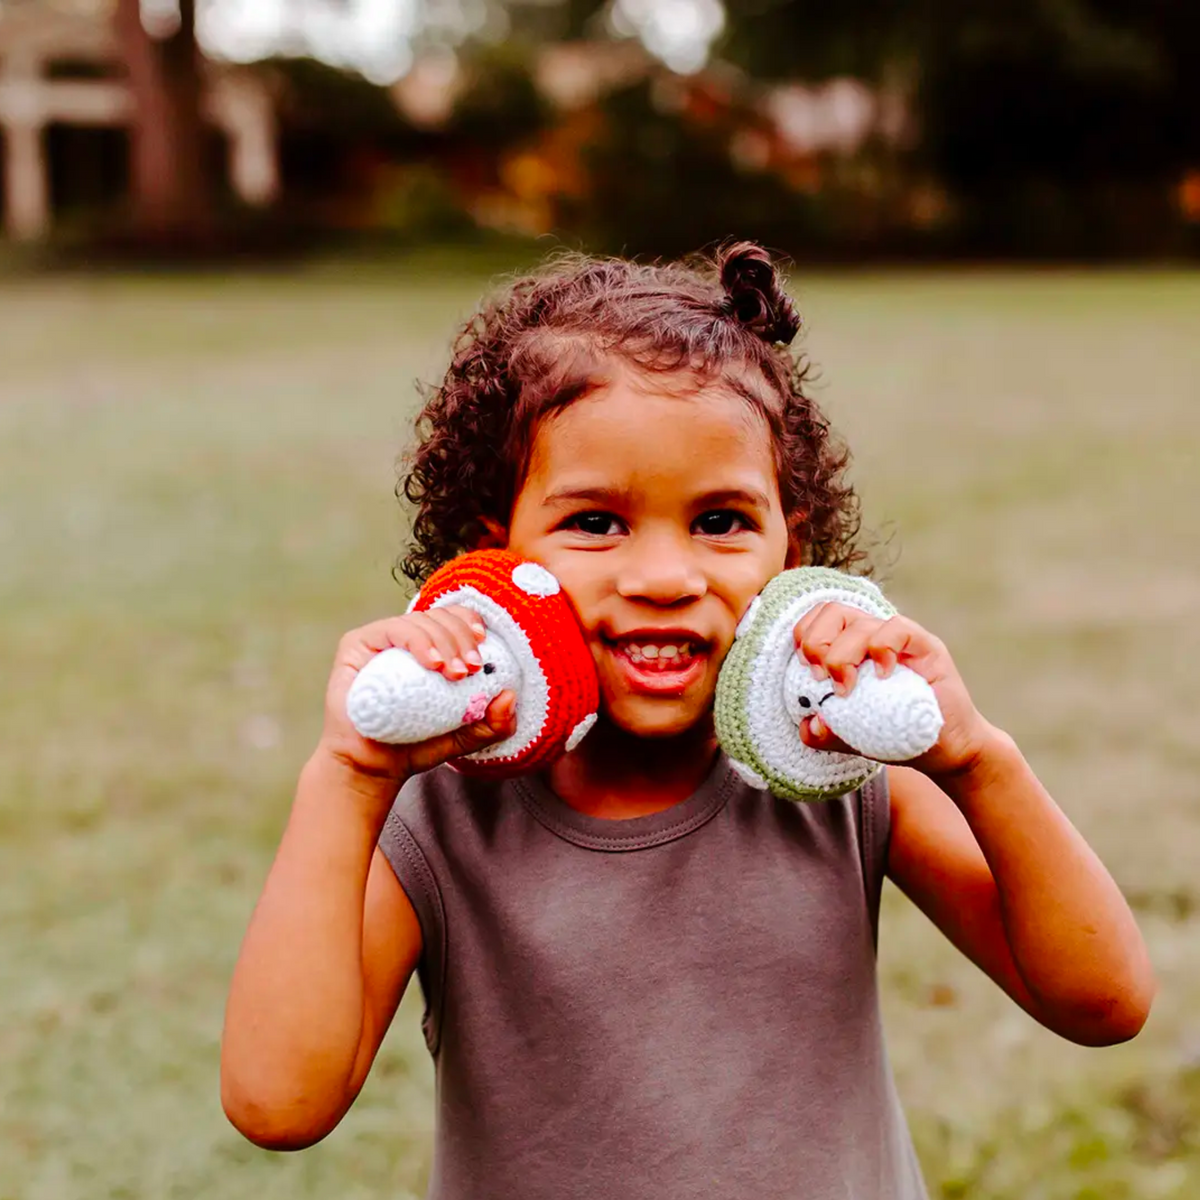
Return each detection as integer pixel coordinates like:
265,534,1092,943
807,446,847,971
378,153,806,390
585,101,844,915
811,714,826,739
472,622,487,637
810,664,828,681
450,657,467,676
465,649,483,667
428,648,444,665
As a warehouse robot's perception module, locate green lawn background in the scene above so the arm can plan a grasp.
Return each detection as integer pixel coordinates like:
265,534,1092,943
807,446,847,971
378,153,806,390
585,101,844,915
1,260,1197,1198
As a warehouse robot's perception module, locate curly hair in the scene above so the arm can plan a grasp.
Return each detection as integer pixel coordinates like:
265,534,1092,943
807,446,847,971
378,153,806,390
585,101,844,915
398,241,866,586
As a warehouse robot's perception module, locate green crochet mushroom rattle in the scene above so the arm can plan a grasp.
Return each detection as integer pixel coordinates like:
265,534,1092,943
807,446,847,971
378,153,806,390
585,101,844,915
714,567,945,801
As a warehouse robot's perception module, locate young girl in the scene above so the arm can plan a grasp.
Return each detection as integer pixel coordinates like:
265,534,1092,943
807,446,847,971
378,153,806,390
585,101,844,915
221,243,1154,1199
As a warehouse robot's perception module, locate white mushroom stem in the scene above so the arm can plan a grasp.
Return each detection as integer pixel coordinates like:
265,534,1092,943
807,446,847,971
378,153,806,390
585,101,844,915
347,635,520,745
782,655,943,763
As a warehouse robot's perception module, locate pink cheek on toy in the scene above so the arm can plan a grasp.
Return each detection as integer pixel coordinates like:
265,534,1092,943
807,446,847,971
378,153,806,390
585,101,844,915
461,693,489,724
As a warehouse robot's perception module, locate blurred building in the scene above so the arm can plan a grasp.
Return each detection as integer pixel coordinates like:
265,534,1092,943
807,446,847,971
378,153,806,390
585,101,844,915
0,4,278,240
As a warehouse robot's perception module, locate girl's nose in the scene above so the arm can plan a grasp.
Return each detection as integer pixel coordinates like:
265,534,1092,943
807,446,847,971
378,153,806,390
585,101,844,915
615,533,707,604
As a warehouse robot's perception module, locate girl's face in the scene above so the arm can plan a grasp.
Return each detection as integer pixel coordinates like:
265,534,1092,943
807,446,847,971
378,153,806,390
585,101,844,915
501,367,795,739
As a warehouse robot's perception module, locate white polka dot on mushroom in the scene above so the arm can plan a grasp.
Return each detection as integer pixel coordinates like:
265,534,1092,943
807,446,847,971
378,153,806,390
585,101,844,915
511,562,561,597
565,712,597,752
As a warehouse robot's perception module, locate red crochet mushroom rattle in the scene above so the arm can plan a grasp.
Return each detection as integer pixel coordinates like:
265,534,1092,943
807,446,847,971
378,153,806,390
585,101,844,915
346,550,600,778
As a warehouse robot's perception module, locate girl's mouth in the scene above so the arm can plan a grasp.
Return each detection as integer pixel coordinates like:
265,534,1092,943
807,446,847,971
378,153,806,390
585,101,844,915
604,638,709,697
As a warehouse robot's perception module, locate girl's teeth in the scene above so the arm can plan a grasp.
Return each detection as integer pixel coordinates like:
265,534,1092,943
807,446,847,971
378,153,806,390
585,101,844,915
624,642,693,666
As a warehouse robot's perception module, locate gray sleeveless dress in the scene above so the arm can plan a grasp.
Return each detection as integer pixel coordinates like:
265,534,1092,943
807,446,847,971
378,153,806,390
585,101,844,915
380,753,928,1200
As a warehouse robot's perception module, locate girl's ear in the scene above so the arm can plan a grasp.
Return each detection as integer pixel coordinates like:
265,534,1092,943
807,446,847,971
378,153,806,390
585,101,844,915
475,517,508,550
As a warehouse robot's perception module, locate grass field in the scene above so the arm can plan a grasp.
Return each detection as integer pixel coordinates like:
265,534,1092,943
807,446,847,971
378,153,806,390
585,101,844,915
1,257,1198,1199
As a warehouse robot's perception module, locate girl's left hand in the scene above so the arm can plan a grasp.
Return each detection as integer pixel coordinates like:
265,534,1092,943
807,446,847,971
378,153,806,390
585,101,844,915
793,603,992,779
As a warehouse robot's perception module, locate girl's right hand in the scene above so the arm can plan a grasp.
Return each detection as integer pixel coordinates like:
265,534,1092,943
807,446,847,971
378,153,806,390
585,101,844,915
317,604,518,783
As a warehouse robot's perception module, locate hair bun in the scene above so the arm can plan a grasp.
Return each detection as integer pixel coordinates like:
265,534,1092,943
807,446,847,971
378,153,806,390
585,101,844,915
718,241,801,346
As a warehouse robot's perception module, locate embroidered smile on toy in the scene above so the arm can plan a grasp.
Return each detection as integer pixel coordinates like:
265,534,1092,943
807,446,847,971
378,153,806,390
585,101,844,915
714,568,945,801
347,552,943,799
345,550,599,779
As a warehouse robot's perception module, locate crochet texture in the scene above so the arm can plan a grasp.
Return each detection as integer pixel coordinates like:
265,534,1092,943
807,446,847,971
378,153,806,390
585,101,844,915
345,550,599,778
714,568,944,801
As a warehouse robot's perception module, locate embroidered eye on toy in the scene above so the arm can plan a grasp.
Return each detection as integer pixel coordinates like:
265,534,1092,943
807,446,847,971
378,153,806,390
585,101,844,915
714,568,944,801
345,550,600,779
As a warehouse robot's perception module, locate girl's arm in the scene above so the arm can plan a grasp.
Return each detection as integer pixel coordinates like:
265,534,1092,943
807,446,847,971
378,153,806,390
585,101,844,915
885,743,1155,1046
221,608,517,1149
794,603,1155,1046
220,754,422,1150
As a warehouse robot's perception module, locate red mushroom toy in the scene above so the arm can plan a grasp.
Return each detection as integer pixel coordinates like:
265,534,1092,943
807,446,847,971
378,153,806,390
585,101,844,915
346,550,600,779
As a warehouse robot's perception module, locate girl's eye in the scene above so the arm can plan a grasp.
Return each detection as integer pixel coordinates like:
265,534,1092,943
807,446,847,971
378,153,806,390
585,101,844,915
695,510,751,536
564,512,622,536
562,510,751,537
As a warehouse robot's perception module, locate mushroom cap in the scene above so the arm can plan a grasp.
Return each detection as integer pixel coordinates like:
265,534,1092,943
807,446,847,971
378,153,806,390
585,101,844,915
410,550,599,777
714,567,896,801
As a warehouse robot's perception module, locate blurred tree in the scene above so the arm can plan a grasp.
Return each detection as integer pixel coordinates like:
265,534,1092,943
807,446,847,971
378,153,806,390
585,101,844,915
559,0,610,38
711,0,1199,254
502,0,608,41
447,42,549,148
1093,0,1200,168
578,79,807,257
114,0,213,243
271,56,413,139
719,0,916,80
917,0,1198,253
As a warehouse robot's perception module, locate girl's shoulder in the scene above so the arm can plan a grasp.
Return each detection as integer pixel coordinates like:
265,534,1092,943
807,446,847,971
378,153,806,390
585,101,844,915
383,764,510,872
